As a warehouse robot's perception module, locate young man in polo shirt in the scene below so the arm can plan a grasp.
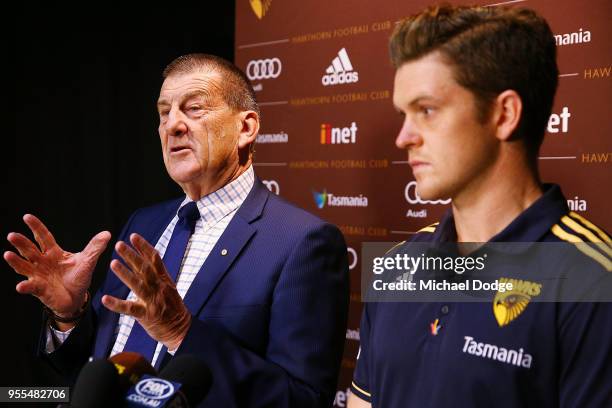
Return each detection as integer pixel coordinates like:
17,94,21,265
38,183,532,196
349,5,611,408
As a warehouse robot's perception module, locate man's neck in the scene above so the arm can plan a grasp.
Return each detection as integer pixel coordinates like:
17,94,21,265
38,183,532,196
183,160,252,201
451,158,542,243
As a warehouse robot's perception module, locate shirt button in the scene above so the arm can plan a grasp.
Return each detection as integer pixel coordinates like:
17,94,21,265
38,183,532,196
441,305,449,315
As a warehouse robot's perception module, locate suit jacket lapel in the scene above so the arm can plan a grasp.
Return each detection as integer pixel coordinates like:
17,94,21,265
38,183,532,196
156,213,257,370
182,216,255,315
183,179,269,316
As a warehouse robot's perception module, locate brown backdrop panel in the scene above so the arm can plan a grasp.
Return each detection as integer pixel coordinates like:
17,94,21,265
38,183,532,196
236,0,611,405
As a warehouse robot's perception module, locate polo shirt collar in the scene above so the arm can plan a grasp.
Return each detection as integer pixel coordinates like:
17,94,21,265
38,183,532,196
432,183,568,243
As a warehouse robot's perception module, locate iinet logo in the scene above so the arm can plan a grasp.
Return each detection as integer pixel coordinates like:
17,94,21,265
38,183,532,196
322,48,359,86
320,122,358,144
547,106,571,134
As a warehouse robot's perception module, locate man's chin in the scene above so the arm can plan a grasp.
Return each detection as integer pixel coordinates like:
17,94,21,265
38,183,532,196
416,182,449,202
167,166,202,185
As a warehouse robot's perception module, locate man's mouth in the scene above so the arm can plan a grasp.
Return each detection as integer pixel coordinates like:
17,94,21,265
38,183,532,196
409,159,429,168
170,146,191,154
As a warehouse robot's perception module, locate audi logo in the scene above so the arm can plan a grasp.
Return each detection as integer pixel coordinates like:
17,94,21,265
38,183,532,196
404,181,451,205
347,247,358,270
262,180,280,195
246,58,282,80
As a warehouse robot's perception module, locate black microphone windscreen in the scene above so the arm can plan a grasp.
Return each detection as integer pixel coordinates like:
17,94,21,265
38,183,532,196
71,359,122,408
109,351,157,392
159,355,212,407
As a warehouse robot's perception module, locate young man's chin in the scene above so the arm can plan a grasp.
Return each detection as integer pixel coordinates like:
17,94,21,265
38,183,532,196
416,182,447,202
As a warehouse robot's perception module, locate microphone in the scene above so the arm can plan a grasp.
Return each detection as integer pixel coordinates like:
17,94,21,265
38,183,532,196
109,351,158,392
124,375,188,407
68,358,122,407
159,355,212,407
124,354,212,407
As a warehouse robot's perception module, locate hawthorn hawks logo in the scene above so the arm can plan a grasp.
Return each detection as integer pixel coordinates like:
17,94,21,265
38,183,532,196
249,0,272,19
493,278,542,327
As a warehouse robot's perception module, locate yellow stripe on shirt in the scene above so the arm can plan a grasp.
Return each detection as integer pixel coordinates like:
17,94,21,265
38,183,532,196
351,381,372,397
551,224,612,271
568,211,611,244
417,222,439,233
561,216,612,258
385,241,407,255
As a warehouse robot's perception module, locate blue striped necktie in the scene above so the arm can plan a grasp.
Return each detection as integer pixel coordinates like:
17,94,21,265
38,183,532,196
122,201,201,362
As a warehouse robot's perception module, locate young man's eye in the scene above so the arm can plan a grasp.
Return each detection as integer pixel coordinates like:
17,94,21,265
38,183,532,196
421,106,434,115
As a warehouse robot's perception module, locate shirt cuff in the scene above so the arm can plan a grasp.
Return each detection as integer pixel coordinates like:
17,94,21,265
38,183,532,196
350,380,372,402
45,325,75,354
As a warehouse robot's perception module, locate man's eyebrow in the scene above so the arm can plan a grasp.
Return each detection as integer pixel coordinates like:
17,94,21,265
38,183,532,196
406,94,437,106
157,90,216,109
181,90,215,104
393,94,437,112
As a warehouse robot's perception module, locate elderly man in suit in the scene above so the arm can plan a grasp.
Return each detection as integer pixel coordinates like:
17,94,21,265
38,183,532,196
5,54,349,407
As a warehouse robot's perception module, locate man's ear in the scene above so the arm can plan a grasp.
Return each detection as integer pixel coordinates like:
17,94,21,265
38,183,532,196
237,110,259,149
492,90,522,141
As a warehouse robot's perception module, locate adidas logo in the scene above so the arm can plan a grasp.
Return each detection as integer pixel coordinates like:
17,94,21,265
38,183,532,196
321,48,359,86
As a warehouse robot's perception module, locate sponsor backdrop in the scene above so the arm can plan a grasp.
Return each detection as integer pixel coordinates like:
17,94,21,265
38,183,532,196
235,0,611,405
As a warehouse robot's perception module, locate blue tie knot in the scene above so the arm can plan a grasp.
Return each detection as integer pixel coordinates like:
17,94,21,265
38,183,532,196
178,201,200,229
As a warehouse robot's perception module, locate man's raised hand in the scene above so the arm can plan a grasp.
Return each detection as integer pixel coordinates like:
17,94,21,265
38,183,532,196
4,214,111,320
102,233,192,351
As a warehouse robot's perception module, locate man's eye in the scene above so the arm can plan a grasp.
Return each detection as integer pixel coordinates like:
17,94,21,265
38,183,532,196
420,106,435,116
188,106,203,112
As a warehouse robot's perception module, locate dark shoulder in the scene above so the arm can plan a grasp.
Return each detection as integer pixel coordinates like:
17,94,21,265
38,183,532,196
128,197,183,221
263,191,334,231
382,221,440,256
546,211,611,273
255,191,347,253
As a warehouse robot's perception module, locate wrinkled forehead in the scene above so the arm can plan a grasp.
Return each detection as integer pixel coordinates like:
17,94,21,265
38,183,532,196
158,69,224,103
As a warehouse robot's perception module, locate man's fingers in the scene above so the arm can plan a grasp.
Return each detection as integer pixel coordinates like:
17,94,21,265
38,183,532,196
115,241,145,275
110,259,141,296
83,231,112,261
7,232,41,262
130,234,166,275
101,295,145,319
16,279,44,297
23,214,58,253
4,251,34,277
130,234,156,257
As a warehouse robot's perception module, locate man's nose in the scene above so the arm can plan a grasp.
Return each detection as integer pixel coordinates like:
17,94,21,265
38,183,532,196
165,108,188,137
395,116,422,149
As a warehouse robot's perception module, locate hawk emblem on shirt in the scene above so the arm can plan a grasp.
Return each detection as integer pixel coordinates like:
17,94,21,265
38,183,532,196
493,277,542,327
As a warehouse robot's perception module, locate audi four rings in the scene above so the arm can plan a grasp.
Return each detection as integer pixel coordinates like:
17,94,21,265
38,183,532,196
246,58,282,80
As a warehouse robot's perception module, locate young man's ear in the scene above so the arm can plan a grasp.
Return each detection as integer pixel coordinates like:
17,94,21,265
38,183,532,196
492,90,522,141
237,111,260,150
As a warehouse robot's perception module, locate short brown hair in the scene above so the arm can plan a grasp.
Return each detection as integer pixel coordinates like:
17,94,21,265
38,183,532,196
163,53,260,118
390,5,558,159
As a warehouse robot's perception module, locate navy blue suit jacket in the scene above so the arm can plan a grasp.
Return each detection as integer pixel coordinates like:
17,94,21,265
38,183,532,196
41,179,350,407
